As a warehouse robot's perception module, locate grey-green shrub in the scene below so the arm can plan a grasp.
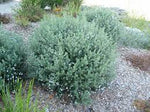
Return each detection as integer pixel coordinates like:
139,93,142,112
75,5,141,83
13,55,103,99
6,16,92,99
82,7,124,42
119,27,150,49
28,16,116,104
0,27,27,91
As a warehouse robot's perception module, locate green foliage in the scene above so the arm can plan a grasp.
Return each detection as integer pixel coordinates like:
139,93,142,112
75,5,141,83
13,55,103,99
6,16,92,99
0,80,45,112
28,15,116,104
15,16,29,27
33,0,83,9
82,7,124,42
0,27,27,91
119,27,150,49
121,14,150,35
14,0,44,25
63,0,83,17
39,0,64,8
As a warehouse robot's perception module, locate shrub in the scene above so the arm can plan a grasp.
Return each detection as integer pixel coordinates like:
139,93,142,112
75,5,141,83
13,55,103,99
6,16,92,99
0,80,45,112
28,16,116,104
0,27,27,91
15,16,29,27
82,7,124,42
40,0,83,8
14,0,44,24
119,27,150,49
63,0,83,17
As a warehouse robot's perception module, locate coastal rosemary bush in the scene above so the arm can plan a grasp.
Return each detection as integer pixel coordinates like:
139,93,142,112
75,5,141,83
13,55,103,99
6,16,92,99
120,13,150,49
28,16,116,104
0,27,27,91
0,80,45,112
119,27,150,49
83,7,123,42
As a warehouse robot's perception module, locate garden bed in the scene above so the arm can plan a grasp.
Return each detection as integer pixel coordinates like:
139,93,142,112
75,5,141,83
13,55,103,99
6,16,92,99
1,1,150,112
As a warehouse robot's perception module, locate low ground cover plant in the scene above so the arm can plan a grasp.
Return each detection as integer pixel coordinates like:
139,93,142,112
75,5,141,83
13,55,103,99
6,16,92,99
0,27,27,91
28,15,116,104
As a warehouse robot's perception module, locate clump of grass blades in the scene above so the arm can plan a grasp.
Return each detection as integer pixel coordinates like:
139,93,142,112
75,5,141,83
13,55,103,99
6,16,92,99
0,80,45,112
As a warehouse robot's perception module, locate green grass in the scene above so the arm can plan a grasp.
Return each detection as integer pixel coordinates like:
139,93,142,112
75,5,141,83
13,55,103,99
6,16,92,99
0,80,45,112
121,14,150,35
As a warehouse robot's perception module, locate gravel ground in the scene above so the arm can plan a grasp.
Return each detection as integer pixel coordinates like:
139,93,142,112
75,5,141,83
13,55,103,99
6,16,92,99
0,0,19,14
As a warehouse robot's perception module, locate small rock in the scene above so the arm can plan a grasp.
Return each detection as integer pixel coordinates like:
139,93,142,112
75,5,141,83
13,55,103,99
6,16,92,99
44,6,51,11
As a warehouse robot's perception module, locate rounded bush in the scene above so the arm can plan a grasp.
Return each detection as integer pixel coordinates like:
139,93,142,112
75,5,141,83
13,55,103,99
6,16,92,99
28,16,116,104
119,27,150,49
0,27,27,90
82,7,123,42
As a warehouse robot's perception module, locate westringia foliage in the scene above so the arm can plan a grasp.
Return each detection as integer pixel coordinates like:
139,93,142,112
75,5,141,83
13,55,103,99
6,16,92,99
28,16,116,104
82,7,124,42
0,27,27,91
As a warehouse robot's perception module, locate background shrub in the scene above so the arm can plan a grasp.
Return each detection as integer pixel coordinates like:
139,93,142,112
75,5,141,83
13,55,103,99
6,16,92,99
39,0,83,9
121,13,150,35
82,7,124,42
14,0,44,25
28,16,116,104
0,27,27,91
119,27,150,49
63,0,83,17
